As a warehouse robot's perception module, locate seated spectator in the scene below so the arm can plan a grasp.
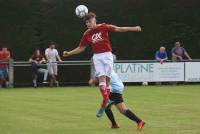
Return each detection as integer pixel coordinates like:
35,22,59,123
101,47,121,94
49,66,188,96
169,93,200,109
155,46,168,64
29,49,48,88
0,47,10,88
171,41,192,61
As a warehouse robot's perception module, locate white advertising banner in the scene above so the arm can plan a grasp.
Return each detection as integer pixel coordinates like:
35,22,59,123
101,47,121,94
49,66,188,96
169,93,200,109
113,62,185,82
185,62,200,82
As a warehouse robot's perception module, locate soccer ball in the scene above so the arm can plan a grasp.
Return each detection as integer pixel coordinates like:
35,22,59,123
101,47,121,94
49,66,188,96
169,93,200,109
142,82,148,86
75,5,88,18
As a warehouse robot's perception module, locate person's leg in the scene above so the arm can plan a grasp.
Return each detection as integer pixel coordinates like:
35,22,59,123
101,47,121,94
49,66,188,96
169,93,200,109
93,57,109,108
106,85,110,96
47,63,54,87
105,92,119,128
1,69,8,87
104,52,113,105
0,79,2,88
97,56,113,109
5,68,9,87
104,52,113,92
116,102,145,130
93,54,112,117
95,75,110,117
98,75,109,108
116,103,141,123
53,64,59,87
31,64,38,88
106,77,111,95
105,105,119,128
49,75,54,87
38,68,48,82
109,92,145,130
33,75,37,88
0,70,4,88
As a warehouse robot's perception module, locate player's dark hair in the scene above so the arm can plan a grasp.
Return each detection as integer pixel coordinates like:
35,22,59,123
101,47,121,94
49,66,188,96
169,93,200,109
33,48,41,57
83,12,96,22
49,41,56,46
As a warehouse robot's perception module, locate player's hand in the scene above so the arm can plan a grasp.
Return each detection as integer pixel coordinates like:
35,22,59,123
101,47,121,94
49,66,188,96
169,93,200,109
136,26,142,32
34,60,38,64
88,79,94,86
39,60,45,64
160,59,164,64
188,58,192,61
88,79,96,86
63,51,71,57
178,56,183,60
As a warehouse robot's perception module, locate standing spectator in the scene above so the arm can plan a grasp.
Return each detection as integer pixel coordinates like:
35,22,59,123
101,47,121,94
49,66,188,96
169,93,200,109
155,46,168,64
0,47,10,88
45,41,62,87
171,41,192,61
29,49,48,88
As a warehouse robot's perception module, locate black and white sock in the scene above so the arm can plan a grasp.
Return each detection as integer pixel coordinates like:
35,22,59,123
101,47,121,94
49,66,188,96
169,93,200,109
123,109,141,123
105,108,117,125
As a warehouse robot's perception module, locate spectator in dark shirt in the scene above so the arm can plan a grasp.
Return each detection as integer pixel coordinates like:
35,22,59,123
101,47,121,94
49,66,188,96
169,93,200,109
171,41,192,61
29,49,48,88
155,47,168,64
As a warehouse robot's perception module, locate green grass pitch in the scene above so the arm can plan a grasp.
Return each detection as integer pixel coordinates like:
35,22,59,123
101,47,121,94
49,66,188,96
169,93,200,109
0,85,200,134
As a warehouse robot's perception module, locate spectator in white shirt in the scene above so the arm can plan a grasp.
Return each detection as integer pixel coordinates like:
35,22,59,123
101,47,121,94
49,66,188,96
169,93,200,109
45,41,62,87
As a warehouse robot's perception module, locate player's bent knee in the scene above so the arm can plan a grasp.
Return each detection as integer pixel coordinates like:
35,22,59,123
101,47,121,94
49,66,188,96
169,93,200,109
120,110,126,114
99,76,106,81
105,106,111,111
99,81,106,87
118,108,128,114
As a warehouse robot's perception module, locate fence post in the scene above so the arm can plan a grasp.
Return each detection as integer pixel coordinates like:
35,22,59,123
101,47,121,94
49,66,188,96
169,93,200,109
8,59,14,88
90,59,95,79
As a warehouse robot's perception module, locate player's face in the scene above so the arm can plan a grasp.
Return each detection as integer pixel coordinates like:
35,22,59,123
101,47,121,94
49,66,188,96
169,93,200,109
160,49,164,53
85,18,96,29
160,47,165,53
50,45,55,49
175,42,181,48
36,50,40,55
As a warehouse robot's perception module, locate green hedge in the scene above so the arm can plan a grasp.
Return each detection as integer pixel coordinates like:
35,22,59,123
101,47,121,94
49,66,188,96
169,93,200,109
0,0,200,60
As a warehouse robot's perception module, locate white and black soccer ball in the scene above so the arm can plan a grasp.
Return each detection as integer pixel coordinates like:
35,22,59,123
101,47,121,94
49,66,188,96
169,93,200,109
75,5,88,18
142,82,148,86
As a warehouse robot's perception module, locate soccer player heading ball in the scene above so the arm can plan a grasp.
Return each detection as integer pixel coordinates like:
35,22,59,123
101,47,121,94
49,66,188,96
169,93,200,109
63,12,142,117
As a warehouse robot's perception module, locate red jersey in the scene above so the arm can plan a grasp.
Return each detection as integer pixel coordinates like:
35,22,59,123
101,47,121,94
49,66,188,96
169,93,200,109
0,50,10,68
79,23,116,54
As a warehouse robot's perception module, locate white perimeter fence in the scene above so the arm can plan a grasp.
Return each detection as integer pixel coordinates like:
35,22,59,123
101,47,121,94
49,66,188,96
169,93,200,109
2,59,200,87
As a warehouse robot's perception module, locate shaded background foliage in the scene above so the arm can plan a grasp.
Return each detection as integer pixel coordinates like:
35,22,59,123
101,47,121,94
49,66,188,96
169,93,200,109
0,0,200,60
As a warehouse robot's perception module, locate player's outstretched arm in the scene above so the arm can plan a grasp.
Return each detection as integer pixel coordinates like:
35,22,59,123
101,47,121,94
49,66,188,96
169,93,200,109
63,46,86,57
110,25,142,32
88,78,98,86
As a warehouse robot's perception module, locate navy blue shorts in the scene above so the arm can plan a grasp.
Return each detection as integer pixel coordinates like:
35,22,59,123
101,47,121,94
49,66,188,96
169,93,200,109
0,68,8,79
109,92,124,105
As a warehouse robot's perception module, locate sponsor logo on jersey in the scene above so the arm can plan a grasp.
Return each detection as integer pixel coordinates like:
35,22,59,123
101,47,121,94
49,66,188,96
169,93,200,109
91,32,103,43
